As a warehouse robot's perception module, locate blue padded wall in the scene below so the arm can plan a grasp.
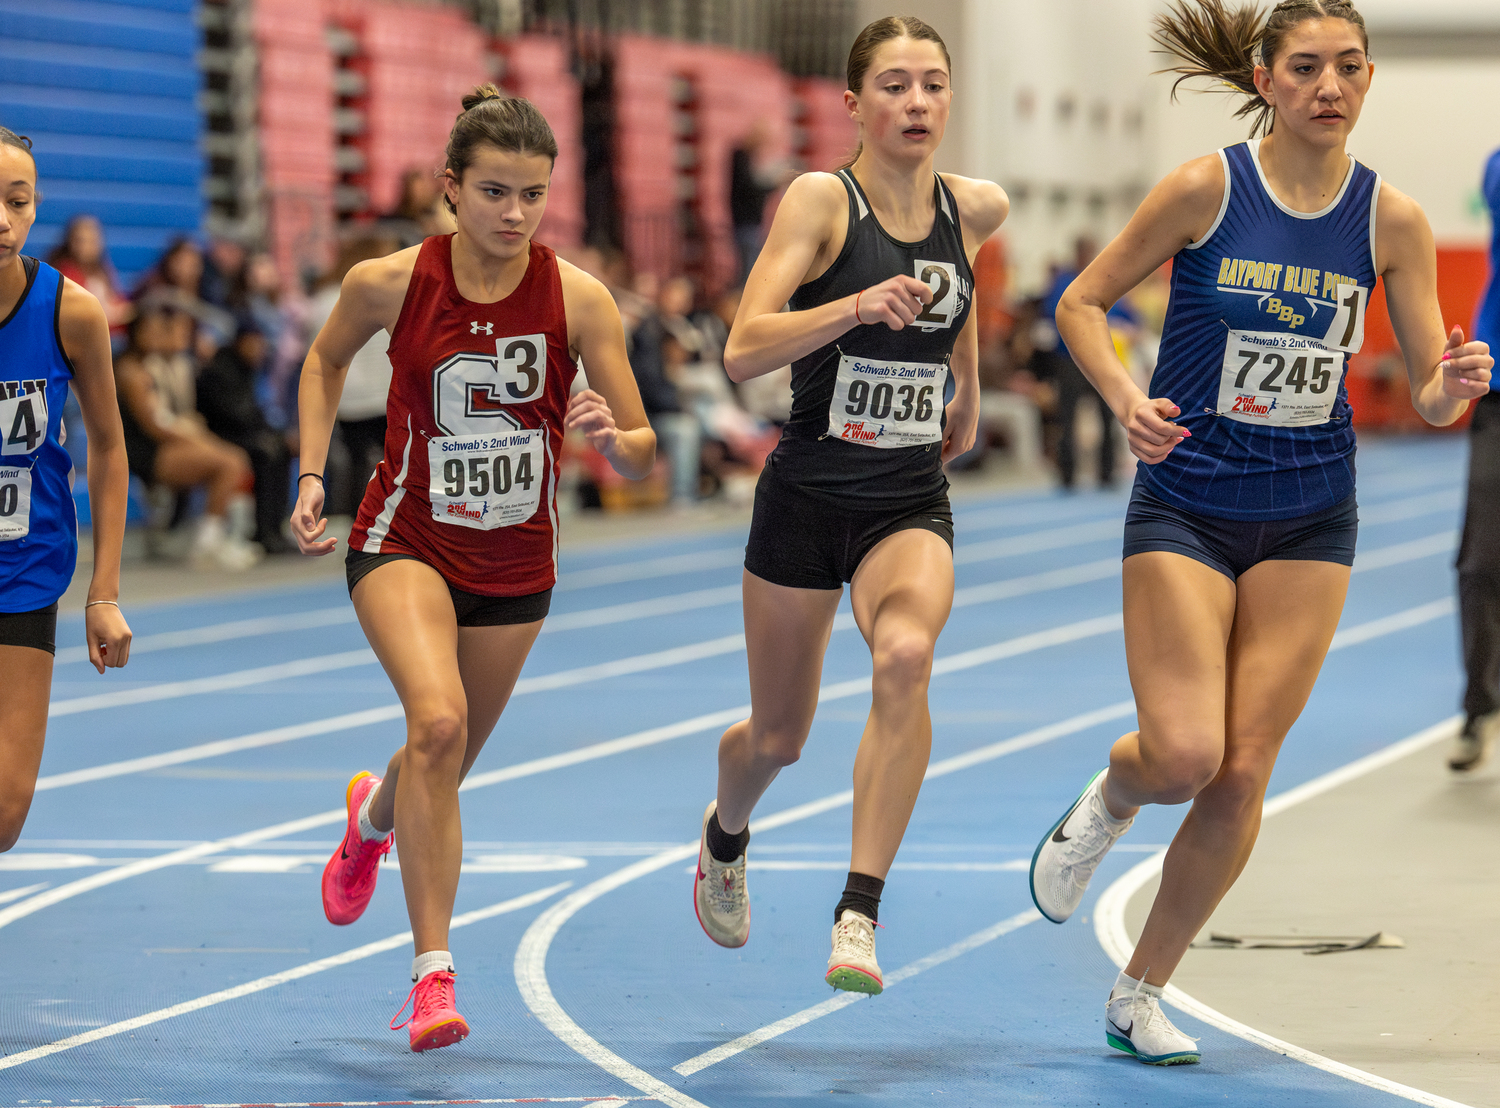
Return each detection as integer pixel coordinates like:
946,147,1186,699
0,0,204,286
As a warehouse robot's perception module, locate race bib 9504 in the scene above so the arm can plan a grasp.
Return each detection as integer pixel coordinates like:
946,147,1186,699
428,429,544,530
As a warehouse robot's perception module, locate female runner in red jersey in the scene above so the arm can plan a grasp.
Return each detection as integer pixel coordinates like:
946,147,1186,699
290,88,654,1052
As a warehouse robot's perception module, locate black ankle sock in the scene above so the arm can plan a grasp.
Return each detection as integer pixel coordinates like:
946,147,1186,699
834,871,885,924
705,810,749,863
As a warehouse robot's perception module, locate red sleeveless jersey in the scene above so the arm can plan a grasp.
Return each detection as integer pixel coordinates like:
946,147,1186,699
349,235,577,595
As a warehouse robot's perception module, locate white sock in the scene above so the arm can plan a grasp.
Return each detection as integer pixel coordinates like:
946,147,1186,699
1111,970,1162,1000
356,783,387,842
412,950,454,983
1094,772,1133,827
192,514,227,551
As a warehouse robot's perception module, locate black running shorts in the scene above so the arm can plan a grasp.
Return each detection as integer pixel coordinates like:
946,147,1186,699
346,549,552,626
744,463,954,591
0,602,59,655
1123,483,1358,581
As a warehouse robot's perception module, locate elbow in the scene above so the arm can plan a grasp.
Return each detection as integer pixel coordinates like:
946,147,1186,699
723,346,751,384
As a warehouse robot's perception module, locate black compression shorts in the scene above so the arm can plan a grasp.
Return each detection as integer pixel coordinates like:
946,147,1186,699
1123,483,1358,581
345,549,552,626
743,463,954,591
0,602,59,655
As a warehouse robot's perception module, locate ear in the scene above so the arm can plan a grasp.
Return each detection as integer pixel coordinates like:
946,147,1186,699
441,169,460,208
843,88,860,123
1251,63,1274,106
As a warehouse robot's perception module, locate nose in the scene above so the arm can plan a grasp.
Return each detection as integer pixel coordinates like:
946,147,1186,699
1316,63,1342,99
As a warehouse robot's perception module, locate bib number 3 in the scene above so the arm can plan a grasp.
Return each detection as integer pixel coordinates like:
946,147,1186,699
1217,329,1344,427
428,429,545,530
828,353,947,448
0,465,33,541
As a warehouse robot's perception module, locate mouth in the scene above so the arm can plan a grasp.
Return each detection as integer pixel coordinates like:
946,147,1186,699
1312,111,1344,124
902,126,930,140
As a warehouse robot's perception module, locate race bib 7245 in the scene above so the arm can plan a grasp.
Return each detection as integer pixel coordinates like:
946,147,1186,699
1217,329,1343,427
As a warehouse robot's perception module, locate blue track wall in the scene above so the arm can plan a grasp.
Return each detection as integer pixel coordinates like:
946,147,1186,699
0,0,204,285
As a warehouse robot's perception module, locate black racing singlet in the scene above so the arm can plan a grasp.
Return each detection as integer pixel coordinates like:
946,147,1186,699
770,169,973,509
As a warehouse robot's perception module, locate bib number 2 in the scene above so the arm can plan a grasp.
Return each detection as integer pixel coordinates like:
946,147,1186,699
828,353,946,448
428,429,544,530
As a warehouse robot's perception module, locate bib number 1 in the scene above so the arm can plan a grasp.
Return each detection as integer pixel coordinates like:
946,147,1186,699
428,429,544,530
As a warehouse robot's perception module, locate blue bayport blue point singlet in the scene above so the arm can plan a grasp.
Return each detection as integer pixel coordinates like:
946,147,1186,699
0,257,78,612
1141,139,1379,520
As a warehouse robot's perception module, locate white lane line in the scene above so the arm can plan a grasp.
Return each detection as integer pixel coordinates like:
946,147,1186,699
511,593,1464,1097
0,881,47,904
53,607,360,666
673,908,1043,1076
1353,531,1456,572
1357,490,1461,525
1330,598,1454,649
1095,715,1467,1108
82,1100,646,1107
37,558,1125,788
47,649,378,718
677,860,1029,873
0,882,570,1073
557,547,744,591
541,585,741,632
4,617,1128,930
512,700,1141,1103
954,519,1120,564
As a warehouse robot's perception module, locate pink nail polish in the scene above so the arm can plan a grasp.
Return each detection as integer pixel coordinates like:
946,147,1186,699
1442,352,1451,360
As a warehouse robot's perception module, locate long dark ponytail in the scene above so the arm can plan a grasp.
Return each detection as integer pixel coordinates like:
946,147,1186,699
1153,0,1369,137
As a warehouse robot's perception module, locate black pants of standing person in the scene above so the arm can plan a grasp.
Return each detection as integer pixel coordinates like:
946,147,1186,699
1459,394,1500,724
1055,357,1117,489
334,415,387,517
232,430,292,553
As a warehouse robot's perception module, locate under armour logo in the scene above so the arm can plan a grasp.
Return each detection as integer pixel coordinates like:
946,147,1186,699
470,321,492,335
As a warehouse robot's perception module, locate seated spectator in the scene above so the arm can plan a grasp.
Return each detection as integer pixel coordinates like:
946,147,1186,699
114,297,258,571
46,214,133,347
662,330,776,501
200,234,248,311
136,236,234,358
197,317,295,553
305,235,399,515
381,168,456,247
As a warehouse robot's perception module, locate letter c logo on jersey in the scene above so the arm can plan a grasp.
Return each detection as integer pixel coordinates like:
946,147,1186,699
431,333,548,436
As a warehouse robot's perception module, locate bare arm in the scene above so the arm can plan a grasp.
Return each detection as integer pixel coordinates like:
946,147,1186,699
291,249,414,554
560,263,655,479
1057,155,1226,463
1377,184,1492,424
59,280,132,671
724,172,934,382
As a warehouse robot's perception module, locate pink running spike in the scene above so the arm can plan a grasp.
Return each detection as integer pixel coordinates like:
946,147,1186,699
391,970,469,1052
321,771,393,926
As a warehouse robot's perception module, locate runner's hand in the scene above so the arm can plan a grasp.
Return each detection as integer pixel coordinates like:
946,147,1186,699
1125,396,1190,464
291,475,337,556
566,389,620,456
85,603,132,673
1440,326,1493,401
854,276,933,331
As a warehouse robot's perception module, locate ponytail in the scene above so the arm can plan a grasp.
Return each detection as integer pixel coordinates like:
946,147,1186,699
1153,0,1369,138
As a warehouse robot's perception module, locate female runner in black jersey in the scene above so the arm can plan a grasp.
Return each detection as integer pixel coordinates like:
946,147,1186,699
691,16,1008,993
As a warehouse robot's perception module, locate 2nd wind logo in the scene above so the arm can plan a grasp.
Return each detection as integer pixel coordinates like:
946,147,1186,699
444,500,489,523
1231,394,1277,418
841,420,885,443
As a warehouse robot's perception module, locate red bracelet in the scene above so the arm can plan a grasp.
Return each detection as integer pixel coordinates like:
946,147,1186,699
855,288,867,325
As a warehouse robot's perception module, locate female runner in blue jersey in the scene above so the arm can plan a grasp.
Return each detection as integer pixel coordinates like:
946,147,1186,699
690,16,1008,993
1028,0,1493,1066
0,127,133,851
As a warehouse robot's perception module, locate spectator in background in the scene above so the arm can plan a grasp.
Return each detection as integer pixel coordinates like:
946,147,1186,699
1040,237,1123,489
46,214,133,347
304,235,399,516
197,316,295,554
114,297,258,571
136,236,234,359
729,121,792,282
382,168,456,247
200,234,248,311
1451,145,1500,772
243,252,306,431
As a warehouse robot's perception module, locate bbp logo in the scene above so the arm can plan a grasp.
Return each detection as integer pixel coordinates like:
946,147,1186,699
470,321,493,335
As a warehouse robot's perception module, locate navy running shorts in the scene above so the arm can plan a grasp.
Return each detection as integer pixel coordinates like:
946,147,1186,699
1123,483,1358,581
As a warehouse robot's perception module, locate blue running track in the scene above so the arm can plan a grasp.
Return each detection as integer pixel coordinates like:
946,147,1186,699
0,436,1473,1107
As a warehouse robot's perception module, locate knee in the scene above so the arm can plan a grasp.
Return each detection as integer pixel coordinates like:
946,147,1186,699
1196,751,1276,820
1141,739,1221,804
872,629,935,692
746,723,806,769
406,706,466,765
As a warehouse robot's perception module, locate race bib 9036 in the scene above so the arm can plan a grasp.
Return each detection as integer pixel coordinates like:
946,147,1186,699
1217,329,1344,427
827,353,947,449
428,429,544,530
0,465,32,541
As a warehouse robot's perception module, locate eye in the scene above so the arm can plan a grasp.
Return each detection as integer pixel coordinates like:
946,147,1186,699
885,84,905,94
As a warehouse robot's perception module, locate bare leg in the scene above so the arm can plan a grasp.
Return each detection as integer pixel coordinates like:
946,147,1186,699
715,570,842,835
846,529,954,879
352,559,541,955
0,645,53,852
1124,559,1349,985
153,436,250,516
